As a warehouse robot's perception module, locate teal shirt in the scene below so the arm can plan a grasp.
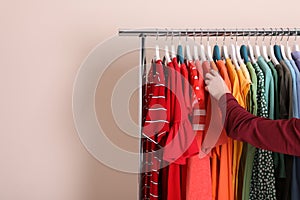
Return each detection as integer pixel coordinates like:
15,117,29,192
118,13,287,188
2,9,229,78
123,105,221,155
267,61,279,119
257,56,275,119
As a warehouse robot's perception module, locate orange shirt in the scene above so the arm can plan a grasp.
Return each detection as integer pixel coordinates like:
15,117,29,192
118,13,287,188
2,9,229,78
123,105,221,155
233,66,250,200
210,60,234,200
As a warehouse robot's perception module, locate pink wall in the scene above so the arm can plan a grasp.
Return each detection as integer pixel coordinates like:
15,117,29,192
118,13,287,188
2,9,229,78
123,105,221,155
1,0,299,199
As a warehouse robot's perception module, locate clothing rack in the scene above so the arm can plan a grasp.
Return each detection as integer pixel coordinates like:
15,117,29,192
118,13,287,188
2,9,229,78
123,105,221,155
118,28,300,199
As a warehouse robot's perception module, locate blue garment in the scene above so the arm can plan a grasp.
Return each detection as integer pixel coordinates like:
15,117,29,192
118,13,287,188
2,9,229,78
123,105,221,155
289,59,300,118
290,60,300,200
284,59,298,118
257,56,275,119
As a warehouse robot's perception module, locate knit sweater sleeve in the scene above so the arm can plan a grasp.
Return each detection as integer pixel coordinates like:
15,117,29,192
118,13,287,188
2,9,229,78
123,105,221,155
219,93,300,156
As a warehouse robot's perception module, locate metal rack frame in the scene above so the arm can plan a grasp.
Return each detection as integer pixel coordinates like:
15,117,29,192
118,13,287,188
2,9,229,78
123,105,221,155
118,28,300,199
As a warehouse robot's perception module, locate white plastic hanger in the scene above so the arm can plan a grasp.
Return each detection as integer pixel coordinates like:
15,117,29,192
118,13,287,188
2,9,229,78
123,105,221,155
293,28,300,52
247,31,256,63
285,28,293,60
229,36,240,70
236,44,244,65
280,28,288,60
155,30,160,61
222,29,229,59
261,29,270,61
193,31,199,60
254,30,261,59
164,30,171,63
268,28,279,65
155,45,160,61
206,32,213,61
185,31,192,61
170,30,176,59
199,30,207,61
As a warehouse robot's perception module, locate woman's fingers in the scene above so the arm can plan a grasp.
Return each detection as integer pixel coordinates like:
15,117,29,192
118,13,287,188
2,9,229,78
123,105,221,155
205,72,214,81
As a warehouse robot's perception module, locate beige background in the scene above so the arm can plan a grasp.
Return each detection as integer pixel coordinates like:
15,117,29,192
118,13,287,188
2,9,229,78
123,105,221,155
1,0,300,199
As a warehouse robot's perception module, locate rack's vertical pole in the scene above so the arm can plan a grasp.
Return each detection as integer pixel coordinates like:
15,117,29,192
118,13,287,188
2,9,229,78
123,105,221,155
138,34,146,200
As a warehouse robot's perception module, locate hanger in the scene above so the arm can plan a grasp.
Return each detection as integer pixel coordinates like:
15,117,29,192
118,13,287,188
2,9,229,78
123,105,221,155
235,30,244,66
280,28,288,60
248,30,256,63
193,30,199,60
170,30,176,59
268,28,279,65
164,29,171,63
222,28,229,59
274,30,283,62
240,30,249,63
206,31,213,61
293,28,300,51
199,29,207,61
254,28,261,59
285,28,293,60
213,29,221,61
177,32,184,64
155,30,160,61
229,32,240,69
185,30,193,61
261,28,270,61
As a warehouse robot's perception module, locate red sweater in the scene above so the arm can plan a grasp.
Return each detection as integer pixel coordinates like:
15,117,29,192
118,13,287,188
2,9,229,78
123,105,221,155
219,93,300,156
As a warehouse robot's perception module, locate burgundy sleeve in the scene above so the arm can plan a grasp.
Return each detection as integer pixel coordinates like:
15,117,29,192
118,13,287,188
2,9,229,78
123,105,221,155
219,93,300,156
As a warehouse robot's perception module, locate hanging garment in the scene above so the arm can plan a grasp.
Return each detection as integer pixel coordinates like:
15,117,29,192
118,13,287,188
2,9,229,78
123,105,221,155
186,60,212,200
237,61,257,200
266,60,288,200
212,59,233,200
291,51,300,72
142,60,168,200
273,61,294,200
280,60,294,118
163,58,199,164
250,57,276,200
165,58,199,200
289,59,300,116
284,59,298,118
233,66,250,200
290,57,300,200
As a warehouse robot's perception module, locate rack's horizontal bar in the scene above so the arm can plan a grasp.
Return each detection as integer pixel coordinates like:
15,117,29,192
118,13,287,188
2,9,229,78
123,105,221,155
119,28,300,37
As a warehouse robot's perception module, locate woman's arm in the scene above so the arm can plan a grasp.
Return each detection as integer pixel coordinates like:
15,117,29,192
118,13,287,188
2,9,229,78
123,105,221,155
219,93,300,156
205,70,300,156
